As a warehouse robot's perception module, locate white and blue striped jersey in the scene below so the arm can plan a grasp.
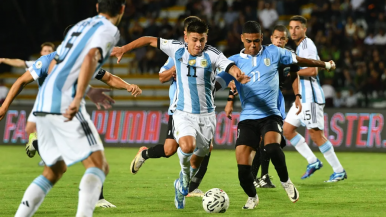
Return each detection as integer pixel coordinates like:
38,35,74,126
159,57,176,115
216,45,297,121
28,51,57,87
296,37,325,104
34,15,119,114
158,38,233,114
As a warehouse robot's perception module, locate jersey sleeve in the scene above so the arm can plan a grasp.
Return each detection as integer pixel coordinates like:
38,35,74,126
278,47,297,66
297,39,318,69
87,27,120,63
28,55,51,80
158,38,184,58
216,71,235,90
25,61,35,68
159,57,175,73
213,53,235,73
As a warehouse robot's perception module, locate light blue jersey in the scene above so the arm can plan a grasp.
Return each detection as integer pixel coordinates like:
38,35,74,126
216,45,296,121
159,57,177,115
28,52,57,87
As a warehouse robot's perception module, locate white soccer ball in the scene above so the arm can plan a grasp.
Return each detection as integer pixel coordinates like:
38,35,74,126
202,188,229,213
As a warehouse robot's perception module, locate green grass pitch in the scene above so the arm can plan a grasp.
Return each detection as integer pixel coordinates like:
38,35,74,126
0,146,385,217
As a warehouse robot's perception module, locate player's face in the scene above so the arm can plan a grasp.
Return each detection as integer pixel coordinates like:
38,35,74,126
40,46,54,56
271,30,288,48
289,21,306,42
185,32,207,56
241,33,263,56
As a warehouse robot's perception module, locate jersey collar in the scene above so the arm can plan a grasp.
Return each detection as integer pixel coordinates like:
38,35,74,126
239,46,263,59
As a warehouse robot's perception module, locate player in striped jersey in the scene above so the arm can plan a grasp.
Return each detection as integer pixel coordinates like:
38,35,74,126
112,19,249,209
0,42,55,70
283,16,347,182
13,1,126,216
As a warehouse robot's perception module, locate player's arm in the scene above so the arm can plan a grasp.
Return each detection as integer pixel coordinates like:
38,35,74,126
215,54,250,84
63,48,101,121
289,68,302,114
111,36,158,63
224,81,238,120
295,56,335,71
159,66,176,83
297,67,318,77
0,71,34,121
0,58,27,68
96,69,142,97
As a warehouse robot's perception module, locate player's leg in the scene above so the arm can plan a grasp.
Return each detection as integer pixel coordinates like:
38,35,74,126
235,120,259,209
257,137,276,188
95,186,116,208
283,103,320,179
262,116,299,203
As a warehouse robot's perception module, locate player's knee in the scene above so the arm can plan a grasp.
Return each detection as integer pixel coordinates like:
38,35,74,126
103,162,110,176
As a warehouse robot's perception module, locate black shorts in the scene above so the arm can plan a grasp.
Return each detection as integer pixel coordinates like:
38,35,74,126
235,115,283,150
166,115,174,139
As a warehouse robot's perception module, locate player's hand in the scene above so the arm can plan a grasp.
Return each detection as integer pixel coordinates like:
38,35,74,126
0,58,4,64
228,81,238,96
326,60,336,71
0,107,7,121
86,87,115,110
295,96,302,115
236,72,250,84
127,84,142,97
110,46,125,64
224,101,234,120
63,99,81,122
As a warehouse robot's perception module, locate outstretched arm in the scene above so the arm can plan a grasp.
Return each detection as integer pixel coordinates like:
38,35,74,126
111,37,158,63
0,58,26,68
290,71,302,115
99,70,142,97
296,56,335,71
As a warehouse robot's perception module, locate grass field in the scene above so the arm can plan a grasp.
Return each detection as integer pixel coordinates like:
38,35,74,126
0,146,385,217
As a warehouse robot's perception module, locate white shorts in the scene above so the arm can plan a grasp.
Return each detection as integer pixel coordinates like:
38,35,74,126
285,102,325,130
35,108,104,166
172,110,216,157
27,110,36,123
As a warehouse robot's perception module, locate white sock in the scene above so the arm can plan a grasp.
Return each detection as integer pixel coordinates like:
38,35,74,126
15,175,53,217
76,167,105,217
290,134,317,164
190,166,198,179
319,141,344,173
177,147,192,177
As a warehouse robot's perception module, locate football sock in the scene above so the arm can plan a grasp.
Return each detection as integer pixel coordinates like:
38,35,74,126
238,164,256,197
290,134,317,164
177,147,192,177
76,167,105,217
251,150,261,179
99,186,104,200
319,141,344,173
189,152,211,192
15,175,53,217
261,150,270,177
142,144,166,159
264,143,289,182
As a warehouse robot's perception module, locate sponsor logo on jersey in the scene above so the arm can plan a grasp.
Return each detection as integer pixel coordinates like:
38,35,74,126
188,59,196,66
36,61,42,69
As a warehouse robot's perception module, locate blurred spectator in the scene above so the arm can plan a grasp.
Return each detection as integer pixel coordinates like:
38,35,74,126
345,17,357,37
364,33,375,46
159,18,173,39
346,89,358,107
201,0,213,19
144,18,159,37
0,79,8,105
129,20,144,41
373,29,386,45
374,13,386,32
357,25,366,40
224,6,239,28
334,91,345,108
322,79,336,108
244,5,257,21
258,2,279,30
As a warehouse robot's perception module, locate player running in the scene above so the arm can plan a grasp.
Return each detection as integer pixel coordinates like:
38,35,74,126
12,1,126,216
216,21,336,209
283,16,347,182
112,19,249,209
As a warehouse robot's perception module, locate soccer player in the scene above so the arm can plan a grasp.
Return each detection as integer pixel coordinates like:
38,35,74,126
216,21,336,208
0,42,55,69
12,1,126,216
283,16,347,182
111,20,249,209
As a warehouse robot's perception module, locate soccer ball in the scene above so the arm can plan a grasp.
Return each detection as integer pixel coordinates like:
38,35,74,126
202,188,229,213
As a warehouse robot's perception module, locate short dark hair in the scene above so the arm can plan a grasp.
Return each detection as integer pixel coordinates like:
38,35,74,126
183,16,201,29
272,25,289,38
290,15,307,26
41,42,55,50
98,0,126,17
242,21,261,34
186,20,208,34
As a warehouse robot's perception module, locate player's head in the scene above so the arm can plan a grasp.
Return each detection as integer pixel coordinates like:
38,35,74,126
96,0,126,26
40,42,55,56
289,15,307,42
183,16,201,34
184,20,208,56
271,25,289,48
241,21,263,56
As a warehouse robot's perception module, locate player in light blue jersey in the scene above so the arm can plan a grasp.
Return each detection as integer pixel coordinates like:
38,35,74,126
112,19,249,209
283,15,347,183
10,1,127,216
216,21,336,208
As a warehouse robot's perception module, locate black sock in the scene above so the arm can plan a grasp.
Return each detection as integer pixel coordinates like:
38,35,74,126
251,149,261,179
32,140,40,155
99,185,104,200
261,149,270,177
264,143,288,182
142,144,166,159
238,164,257,197
189,152,211,192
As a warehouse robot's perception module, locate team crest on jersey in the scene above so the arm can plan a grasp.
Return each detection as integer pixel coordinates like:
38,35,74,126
200,59,207,67
264,58,271,66
188,59,196,66
35,61,42,69
162,39,168,44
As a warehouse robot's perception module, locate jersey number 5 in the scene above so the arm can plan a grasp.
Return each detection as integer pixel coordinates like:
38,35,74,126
57,32,82,63
186,65,197,77
251,71,260,82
